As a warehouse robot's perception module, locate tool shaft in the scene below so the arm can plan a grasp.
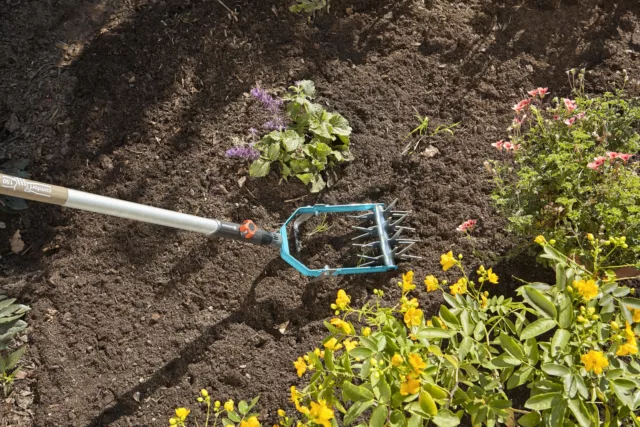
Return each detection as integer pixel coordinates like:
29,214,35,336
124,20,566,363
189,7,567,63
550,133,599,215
0,173,281,247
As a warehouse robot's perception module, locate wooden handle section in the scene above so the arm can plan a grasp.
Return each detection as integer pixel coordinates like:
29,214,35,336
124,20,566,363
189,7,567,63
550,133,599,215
0,173,69,206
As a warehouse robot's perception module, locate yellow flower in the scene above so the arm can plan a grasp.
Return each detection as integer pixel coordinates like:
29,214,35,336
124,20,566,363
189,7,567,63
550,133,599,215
574,279,598,301
343,339,358,352
240,417,260,427
309,400,334,427
175,408,190,422
361,327,371,337
330,318,352,334
534,235,546,245
486,268,498,284
617,341,638,356
277,409,286,417
290,386,300,404
400,375,420,395
293,357,307,377
480,293,488,308
200,389,209,398
440,251,456,271
391,354,403,367
400,297,419,313
399,271,416,293
408,353,426,374
333,290,350,310
404,307,423,327
313,347,325,358
170,418,178,426
424,275,439,292
426,320,433,327
632,308,640,323
450,277,468,296
581,350,609,375
324,337,343,351
224,400,234,412
624,321,636,341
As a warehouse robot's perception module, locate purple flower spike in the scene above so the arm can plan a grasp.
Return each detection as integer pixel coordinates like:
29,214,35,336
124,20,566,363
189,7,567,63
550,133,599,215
225,146,260,160
250,86,283,115
264,117,286,131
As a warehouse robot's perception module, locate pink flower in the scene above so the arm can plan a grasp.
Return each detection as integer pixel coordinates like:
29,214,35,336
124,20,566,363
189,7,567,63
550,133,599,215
618,153,633,162
528,87,549,98
587,156,607,171
563,98,577,112
575,112,585,120
457,219,477,232
513,99,531,113
564,117,576,127
503,141,514,150
491,140,504,150
606,151,618,160
512,116,523,126
553,115,560,120
514,144,522,150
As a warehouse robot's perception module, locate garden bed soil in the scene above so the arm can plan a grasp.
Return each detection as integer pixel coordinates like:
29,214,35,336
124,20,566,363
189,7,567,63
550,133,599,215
1,0,639,426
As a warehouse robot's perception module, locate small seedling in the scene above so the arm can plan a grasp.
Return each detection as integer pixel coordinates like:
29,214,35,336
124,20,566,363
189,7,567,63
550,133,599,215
402,109,459,155
307,214,332,236
290,0,326,14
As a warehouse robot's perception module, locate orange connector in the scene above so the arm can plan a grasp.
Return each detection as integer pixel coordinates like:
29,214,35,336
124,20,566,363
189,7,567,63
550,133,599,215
239,220,257,239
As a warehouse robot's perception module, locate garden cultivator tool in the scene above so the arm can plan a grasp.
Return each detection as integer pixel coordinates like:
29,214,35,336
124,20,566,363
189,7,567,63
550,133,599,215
0,173,420,277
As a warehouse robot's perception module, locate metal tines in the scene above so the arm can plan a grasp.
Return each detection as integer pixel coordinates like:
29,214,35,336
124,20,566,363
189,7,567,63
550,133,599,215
350,199,422,267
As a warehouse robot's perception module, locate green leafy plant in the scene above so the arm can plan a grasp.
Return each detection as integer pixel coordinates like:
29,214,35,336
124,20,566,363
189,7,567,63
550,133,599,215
249,81,353,193
0,295,30,396
490,70,640,267
169,389,262,427
402,110,459,155
0,159,30,213
283,238,640,427
290,0,326,14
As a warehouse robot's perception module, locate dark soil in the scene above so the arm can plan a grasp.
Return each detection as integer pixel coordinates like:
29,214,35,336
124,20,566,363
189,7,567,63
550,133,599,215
1,0,639,425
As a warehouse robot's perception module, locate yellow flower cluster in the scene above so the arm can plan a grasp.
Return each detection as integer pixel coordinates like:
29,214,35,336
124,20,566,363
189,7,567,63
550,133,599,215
308,400,334,427
424,275,439,292
581,350,608,375
440,251,457,271
408,353,426,374
400,374,420,395
616,322,638,356
169,408,191,426
477,265,499,285
574,279,598,301
323,337,342,351
404,307,423,327
330,289,350,313
240,417,260,427
330,318,352,334
399,271,416,293
534,235,546,245
450,277,468,296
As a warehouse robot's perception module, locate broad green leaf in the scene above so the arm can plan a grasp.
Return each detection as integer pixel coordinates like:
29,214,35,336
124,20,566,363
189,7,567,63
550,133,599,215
460,310,473,335
369,405,387,427
298,80,316,97
238,400,248,415
266,143,280,161
249,159,271,177
343,382,374,402
458,336,473,361
423,383,448,400
419,391,438,416
325,349,335,371
611,379,636,408
227,411,241,422
520,318,556,340
621,297,640,310
282,130,304,152
499,333,524,360
491,355,521,368
432,409,460,427
328,113,352,137
310,175,326,193
524,392,558,410
376,377,391,404
522,286,557,319
550,401,567,427
349,347,373,359
507,366,533,390
439,306,460,327
442,293,460,309
556,263,566,290
344,400,375,426
415,328,456,340
613,287,630,297
558,294,573,329
389,410,406,427
517,412,541,427
542,363,571,377
568,398,592,427
0,345,26,372
550,329,570,357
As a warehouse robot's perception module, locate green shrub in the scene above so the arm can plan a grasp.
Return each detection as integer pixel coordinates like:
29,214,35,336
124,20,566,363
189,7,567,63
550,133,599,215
248,81,353,193
283,239,640,427
0,295,30,396
290,0,326,14
490,70,640,267
169,390,262,427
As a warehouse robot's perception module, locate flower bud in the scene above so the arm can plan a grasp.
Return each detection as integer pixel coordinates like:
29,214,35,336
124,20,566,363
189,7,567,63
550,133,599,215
566,286,573,292
591,315,599,321
611,321,619,330
577,315,586,323
587,307,595,315
201,389,209,397
587,233,594,241
549,239,556,245
580,306,586,312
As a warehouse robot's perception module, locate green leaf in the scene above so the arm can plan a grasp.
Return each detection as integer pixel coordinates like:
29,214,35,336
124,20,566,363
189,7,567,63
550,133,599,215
458,336,473,361
298,80,316,97
350,348,374,359
442,293,460,308
343,382,374,402
238,400,248,415
499,333,524,360
621,297,640,310
376,376,391,404
415,328,456,340
550,329,570,357
328,113,352,137
296,173,314,185
310,175,326,193
282,130,304,152
343,400,374,426
227,411,241,422
389,410,406,427
611,379,636,408
266,143,280,161
558,294,573,329
460,310,473,335
524,392,558,410
517,412,541,427
439,306,460,327
419,391,438,416
522,286,557,319
249,159,271,177
423,383,448,400
432,409,460,427
491,355,522,368
369,405,387,427
0,345,26,373
520,318,556,340
567,398,592,427
507,366,533,390
325,349,335,371
541,363,571,377
550,400,567,426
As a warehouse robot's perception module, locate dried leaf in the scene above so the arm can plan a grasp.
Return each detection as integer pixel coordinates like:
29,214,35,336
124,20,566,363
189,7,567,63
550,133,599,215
238,176,247,188
276,320,290,334
421,145,440,158
10,230,25,254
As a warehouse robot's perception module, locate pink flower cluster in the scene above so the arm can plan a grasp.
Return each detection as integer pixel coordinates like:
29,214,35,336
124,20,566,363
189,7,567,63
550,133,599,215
528,87,549,98
457,219,477,232
587,152,634,170
564,112,585,127
563,98,577,112
513,99,530,114
492,140,521,151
